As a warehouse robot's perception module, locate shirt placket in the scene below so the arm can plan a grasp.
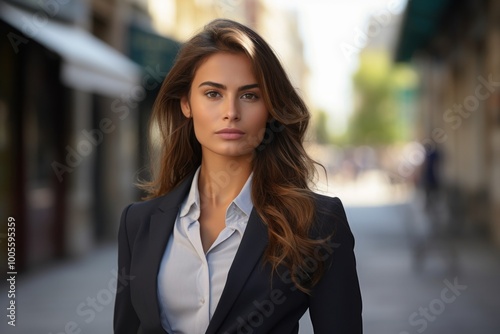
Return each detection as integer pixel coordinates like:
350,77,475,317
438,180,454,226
185,219,210,333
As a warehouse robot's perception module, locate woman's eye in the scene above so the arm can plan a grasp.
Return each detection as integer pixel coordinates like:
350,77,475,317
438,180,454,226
206,91,221,98
241,93,258,100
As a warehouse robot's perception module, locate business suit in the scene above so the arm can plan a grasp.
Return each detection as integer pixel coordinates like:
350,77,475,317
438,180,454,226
114,173,362,334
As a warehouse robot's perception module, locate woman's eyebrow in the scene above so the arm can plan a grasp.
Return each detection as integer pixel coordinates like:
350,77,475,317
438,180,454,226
198,81,259,91
238,84,259,91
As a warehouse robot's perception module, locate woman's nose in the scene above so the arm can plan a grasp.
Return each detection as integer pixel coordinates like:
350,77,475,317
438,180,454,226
223,98,240,121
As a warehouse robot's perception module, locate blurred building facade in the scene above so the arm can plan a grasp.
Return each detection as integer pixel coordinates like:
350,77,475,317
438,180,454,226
258,0,308,101
395,0,500,246
148,0,256,39
0,0,179,271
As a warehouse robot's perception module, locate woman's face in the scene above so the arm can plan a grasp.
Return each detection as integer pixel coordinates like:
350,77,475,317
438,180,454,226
181,52,269,161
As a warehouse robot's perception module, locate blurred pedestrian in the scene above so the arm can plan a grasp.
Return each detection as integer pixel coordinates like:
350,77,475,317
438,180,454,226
421,145,442,216
114,19,362,334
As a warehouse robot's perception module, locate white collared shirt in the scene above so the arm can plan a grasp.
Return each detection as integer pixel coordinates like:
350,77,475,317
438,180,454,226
157,167,253,334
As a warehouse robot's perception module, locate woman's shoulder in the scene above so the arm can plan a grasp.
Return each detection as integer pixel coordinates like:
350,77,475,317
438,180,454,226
122,195,168,220
312,192,348,221
122,173,195,224
313,192,345,209
311,192,354,242
118,196,168,239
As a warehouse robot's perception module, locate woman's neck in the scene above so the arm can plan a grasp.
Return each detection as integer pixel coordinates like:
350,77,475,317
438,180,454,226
198,153,252,208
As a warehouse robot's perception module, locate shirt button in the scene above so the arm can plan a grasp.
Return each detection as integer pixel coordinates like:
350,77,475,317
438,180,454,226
200,297,205,304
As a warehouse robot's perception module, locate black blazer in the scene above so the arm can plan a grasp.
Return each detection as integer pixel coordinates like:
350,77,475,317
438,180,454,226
114,173,362,334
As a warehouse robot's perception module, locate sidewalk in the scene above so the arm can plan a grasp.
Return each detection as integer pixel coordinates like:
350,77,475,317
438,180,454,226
343,192,500,334
2,189,500,333
1,244,118,334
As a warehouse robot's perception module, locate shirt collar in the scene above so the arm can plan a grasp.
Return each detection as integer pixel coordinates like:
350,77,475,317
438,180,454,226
179,167,254,219
232,173,253,217
179,167,201,218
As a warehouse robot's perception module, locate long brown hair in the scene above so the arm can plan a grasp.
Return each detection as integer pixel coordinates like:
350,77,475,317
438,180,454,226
141,19,328,293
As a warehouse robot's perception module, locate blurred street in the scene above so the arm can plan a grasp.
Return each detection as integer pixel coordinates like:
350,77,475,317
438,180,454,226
2,180,500,334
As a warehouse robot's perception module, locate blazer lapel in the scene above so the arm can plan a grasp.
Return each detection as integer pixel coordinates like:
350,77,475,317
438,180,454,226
206,209,269,334
143,209,179,328
139,174,195,332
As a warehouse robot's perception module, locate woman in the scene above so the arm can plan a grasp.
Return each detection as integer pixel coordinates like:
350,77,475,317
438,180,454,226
114,19,362,334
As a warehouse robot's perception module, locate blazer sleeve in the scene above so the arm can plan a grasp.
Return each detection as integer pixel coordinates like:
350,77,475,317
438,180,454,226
308,197,363,333
114,204,141,334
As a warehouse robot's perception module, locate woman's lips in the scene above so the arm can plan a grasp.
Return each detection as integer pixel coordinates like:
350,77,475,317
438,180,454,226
215,128,245,140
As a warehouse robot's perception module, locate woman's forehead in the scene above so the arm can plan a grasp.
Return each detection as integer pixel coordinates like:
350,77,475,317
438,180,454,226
192,52,258,86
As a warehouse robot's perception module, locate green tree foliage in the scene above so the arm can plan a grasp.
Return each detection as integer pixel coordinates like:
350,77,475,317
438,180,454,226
348,50,417,145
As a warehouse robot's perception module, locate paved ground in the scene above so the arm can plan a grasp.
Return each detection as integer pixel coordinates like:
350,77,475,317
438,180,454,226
345,202,500,334
2,190,500,334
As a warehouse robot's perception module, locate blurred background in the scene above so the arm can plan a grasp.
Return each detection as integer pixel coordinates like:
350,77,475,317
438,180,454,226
1,0,499,333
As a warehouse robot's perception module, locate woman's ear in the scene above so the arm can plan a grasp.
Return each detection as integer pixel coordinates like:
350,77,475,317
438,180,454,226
180,96,191,118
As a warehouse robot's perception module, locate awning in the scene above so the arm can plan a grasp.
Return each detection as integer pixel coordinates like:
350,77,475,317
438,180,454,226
0,2,142,97
128,23,180,73
394,0,453,62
